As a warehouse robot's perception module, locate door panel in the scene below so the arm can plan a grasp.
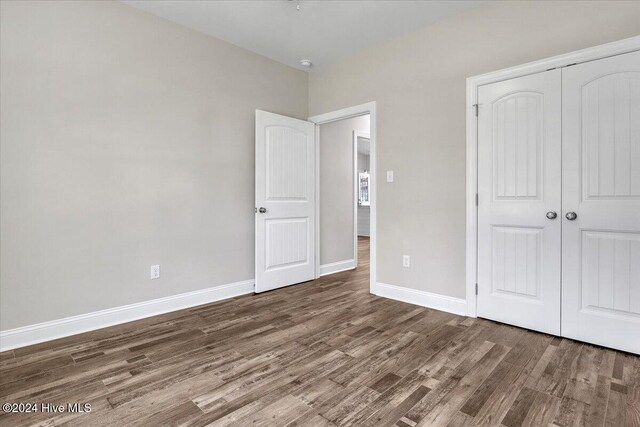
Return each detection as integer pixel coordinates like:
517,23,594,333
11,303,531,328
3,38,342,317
255,110,316,293
491,226,541,298
477,69,562,335
561,50,640,354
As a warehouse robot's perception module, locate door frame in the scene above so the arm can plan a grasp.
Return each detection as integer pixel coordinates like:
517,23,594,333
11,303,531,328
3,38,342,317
353,130,371,264
309,102,377,293
465,36,640,318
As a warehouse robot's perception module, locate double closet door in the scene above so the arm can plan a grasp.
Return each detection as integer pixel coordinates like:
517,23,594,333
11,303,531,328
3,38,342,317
477,50,640,354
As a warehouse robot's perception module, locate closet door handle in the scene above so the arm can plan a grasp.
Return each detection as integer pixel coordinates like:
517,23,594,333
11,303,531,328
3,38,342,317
565,212,577,221
546,211,557,220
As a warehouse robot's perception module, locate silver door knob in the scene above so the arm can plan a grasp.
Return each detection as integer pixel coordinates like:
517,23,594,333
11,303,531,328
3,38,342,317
258,207,267,213
546,211,557,220
565,212,577,221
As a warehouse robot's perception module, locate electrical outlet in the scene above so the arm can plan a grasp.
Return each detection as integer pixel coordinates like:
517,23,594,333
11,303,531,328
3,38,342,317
403,255,410,268
150,265,160,279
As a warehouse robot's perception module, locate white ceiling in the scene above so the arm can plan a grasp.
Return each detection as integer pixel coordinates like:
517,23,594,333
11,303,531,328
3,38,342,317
122,0,483,71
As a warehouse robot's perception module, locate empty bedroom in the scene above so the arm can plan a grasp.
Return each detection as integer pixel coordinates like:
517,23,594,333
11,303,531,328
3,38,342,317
1,1,639,426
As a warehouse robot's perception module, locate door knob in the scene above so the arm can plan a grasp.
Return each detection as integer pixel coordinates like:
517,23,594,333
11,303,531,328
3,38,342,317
565,212,577,221
546,211,557,220
258,207,267,213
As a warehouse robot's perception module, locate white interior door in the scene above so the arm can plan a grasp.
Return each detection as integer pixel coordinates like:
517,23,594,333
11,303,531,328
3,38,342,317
561,50,640,354
477,70,562,335
255,110,316,293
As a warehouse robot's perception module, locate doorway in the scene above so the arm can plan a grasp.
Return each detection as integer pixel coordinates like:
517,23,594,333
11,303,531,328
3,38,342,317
254,102,377,294
309,102,377,293
316,115,369,279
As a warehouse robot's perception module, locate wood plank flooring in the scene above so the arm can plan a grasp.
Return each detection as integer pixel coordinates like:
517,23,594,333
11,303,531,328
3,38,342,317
1,237,638,426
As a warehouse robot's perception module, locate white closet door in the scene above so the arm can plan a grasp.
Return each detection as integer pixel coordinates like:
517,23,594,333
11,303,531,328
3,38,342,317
477,70,562,335
561,50,640,354
255,110,316,293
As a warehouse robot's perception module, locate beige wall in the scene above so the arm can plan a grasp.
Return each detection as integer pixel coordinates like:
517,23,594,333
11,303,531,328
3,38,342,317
0,0,308,330
309,1,640,299
2,0,639,331
319,115,369,265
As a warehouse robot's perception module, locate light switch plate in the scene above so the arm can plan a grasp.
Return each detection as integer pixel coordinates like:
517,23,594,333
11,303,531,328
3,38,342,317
403,255,410,268
387,170,394,182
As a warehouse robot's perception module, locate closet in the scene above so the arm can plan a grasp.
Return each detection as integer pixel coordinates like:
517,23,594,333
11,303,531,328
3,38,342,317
476,49,640,354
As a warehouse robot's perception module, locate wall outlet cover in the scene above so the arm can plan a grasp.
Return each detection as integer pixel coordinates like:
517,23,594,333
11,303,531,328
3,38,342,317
150,265,160,279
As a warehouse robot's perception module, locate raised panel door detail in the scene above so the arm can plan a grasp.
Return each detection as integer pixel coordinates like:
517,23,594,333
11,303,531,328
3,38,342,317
493,93,543,200
265,218,308,271
582,73,640,199
478,69,561,335
491,226,542,299
266,126,308,200
581,231,640,316
562,50,640,354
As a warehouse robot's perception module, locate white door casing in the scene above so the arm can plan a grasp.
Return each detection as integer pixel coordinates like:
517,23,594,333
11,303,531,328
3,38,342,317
561,50,640,354
477,70,562,335
255,110,316,293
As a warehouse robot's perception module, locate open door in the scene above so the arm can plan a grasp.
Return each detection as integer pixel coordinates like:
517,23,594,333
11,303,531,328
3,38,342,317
255,110,316,293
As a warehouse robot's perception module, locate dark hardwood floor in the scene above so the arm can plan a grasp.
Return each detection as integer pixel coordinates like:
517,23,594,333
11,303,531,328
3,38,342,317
1,236,638,426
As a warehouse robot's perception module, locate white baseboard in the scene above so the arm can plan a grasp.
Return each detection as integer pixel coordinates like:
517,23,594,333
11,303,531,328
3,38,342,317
373,282,467,316
319,259,357,277
0,280,254,352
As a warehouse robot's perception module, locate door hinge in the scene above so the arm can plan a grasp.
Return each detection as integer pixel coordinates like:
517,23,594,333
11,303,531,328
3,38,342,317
475,283,478,295
473,104,479,117
254,207,257,213
475,193,478,206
